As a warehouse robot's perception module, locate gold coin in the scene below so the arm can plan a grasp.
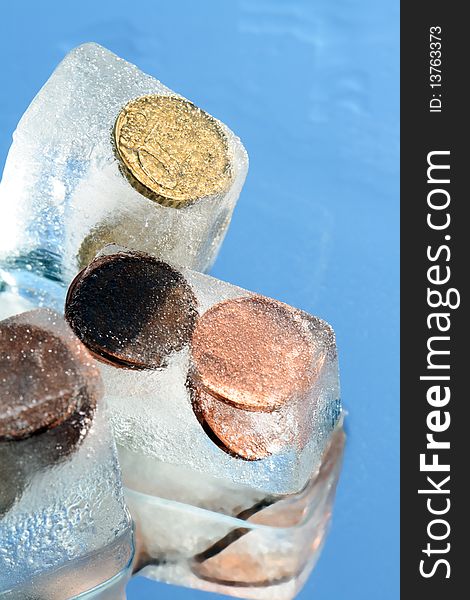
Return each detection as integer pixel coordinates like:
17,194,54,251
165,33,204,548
77,222,121,269
114,95,232,208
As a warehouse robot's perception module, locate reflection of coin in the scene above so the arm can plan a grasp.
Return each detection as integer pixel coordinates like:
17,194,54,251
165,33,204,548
189,382,272,461
191,428,345,587
114,95,232,208
66,251,198,369
193,547,303,588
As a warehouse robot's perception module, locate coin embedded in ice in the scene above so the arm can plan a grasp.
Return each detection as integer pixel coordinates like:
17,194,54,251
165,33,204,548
65,251,198,369
0,322,95,441
189,296,325,460
77,222,122,270
190,296,322,413
114,95,232,208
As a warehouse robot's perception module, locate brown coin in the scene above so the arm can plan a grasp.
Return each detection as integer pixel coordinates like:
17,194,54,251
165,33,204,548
114,95,232,208
0,322,90,441
65,250,198,369
190,296,322,413
39,391,96,460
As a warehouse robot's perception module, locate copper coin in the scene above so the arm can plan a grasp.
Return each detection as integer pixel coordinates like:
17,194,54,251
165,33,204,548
189,379,279,461
190,296,322,413
0,322,91,441
65,250,198,369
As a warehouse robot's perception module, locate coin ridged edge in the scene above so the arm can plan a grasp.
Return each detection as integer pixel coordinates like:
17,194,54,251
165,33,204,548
112,95,233,209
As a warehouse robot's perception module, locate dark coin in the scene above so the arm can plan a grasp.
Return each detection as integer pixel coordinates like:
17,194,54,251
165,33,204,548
0,310,100,514
65,250,198,369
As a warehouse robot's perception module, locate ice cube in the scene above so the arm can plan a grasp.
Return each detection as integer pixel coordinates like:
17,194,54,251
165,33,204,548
0,309,134,599
64,246,344,598
65,246,341,496
0,43,248,317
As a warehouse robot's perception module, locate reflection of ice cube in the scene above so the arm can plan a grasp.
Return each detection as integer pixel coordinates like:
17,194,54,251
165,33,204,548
0,309,133,598
128,426,345,600
0,43,248,316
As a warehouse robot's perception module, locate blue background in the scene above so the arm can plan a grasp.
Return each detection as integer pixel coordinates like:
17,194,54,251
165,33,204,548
0,1,399,598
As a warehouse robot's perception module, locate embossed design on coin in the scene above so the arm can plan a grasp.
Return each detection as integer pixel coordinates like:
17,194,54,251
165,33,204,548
114,95,232,208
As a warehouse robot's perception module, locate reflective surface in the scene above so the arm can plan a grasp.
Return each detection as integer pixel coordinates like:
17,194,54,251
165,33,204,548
128,428,344,600
0,1,399,599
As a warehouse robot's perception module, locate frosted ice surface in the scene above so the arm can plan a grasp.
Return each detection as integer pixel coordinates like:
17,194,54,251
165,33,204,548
0,43,248,314
111,343,339,495
0,309,132,593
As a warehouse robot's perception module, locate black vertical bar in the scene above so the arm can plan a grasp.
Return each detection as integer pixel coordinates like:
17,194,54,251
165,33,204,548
401,3,466,598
